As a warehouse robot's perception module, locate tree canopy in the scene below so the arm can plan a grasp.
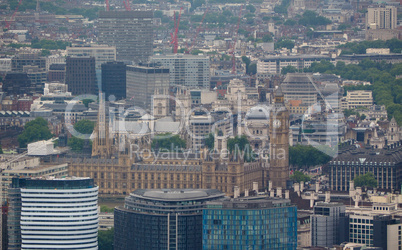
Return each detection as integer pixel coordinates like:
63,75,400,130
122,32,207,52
290,171,311,183
289,145,332,168
298,10,332,26
205,133,214,149
151,133,186,151
67,120,95,152
275,39,295,50
18,117,53,148
353,173,377,188
338,38,402,55
98,228,114,250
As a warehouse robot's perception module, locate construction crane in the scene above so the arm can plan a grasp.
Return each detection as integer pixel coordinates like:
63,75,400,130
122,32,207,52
170,8,182,54
231,5,243,75
123,0,131,11
185,8,208,54
105,0,109,11
5,0,23,30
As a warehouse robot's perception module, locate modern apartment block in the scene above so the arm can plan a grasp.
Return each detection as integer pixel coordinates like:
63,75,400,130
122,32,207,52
98,11,153,63
203,197,298,249
2,72,35,96
311,202,349,247
65,56,98,95
151,54,210,89
7,177,98,250
257,55,334,74
366,6,397,30
341,90,373,110
67,45,116,69
101,61,127,100
114,189,225,250
126,63,169,108
11,53,46,72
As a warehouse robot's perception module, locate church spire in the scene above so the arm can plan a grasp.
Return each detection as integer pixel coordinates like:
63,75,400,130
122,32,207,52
92,92,112,158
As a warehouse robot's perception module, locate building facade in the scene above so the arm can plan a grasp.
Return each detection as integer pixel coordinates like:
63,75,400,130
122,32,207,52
114,189,225,250
126,64,170,108
257,55,334,74
101,61,127,100
7,177,98,250
2,72,35,96
341,90,373,110
202,197,297,249
151,54,210,89
311,202,349,247
98,11,153,63
65,56,98,95
11,53,46,72
366,6,397,30
67,45,116,69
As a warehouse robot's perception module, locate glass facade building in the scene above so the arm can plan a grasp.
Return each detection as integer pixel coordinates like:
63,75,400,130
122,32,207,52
202,198,297,250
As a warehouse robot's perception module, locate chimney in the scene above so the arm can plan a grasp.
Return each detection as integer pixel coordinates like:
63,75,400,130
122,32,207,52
270,190,275,198
268,181,272,192
234,186,240,198
285,190,290,199
300,182,304,192
253,182,258,192
349,181,355,191
294,183,300,196
315,182,320,193
277,187,282,198
325,191,331,203
244,189,249,197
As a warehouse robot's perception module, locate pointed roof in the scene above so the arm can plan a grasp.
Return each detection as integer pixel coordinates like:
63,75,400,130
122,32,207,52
275,85,284,97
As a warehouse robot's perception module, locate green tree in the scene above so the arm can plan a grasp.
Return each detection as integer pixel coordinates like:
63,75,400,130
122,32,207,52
18,117,53,148
290,171,311,182
74,120,95,135
262,34,273,42
68,137,85,152
248,63,257,75
205,133,214,149
151,133,186,151
98,228,114,250
0,145,3,154
281,65,298,75
100,205,114,213
41,49,51,56
284,19,296,26
289,145,332,169
82,99,94,108
275,39,295,50
353,173,377,188
246,4,256,13
298,10,332,26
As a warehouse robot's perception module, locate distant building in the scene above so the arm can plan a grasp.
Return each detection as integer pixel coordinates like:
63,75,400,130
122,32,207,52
126,64,169,108
311,202,349,247
67,45,116,69
11,53,46,72
98,11,153,63
23,65,47,93
257,55,334,74
114,189,225,250
189,113,215,150
281,73,318,108
203,197,298,249
47,63,66,82
366,6,397,30
2,72,35,96
101,61,127,100
151,54,210,89
387,222,402,250
65,56,97,95
341,90,373,110
7,177,98,250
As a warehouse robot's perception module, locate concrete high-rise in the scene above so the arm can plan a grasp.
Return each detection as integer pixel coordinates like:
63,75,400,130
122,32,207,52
126,63,169,108
151,54,210,89
311,202,349,248
7,177,98,250
366,6,397,30
67,45,116,70
101,61,127,100
65,56,97,95
98,11,153,63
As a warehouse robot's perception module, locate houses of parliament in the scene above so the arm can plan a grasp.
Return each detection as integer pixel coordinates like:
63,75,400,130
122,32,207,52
66,89,290,197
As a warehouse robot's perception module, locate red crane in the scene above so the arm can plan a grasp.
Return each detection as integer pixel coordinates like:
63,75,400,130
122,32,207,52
231,5,243,75
5,0,23,30
123,0,131,11
185,8,208,54
105,0,109,11
170,8,182,54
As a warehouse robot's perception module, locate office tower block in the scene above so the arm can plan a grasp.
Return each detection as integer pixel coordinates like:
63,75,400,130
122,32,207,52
11,53,46,72
203,197,298,249
7,177,98,250
114,189,225,250
65,56,97,95
126,63,169,108
151,54,210,89
2,72,35,96
98,11,153,63
101,61,127,100
366,6,397,30
23,65,47,93
67,45,116,69
48,63,66,82
311,202,349,247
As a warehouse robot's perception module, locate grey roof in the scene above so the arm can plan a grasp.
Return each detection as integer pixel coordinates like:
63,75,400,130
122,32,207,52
245,106,270,120
112,121,150,134
132,189,224,201
154,121,180,133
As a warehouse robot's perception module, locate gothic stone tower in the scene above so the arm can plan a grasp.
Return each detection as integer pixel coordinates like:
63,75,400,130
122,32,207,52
92,92,112,158
269,86,290,189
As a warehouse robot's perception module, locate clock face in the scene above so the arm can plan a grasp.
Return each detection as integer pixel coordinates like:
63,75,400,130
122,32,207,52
273,119,281,128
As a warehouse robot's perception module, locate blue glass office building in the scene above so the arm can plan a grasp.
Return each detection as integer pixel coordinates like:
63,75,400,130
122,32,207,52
202,197,297,250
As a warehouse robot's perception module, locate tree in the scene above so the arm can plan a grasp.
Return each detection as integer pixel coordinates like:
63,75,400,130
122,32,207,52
262,34,273,43
227,135,255,161
353,173,377,188
360,114,366,120
0,145,3,154
151,133,186,151
68,137,85,152
100,205,114,213
82,99,94,108
18,117,53,148
74,120,95,135
298,10,332,26
205,133,214,149
290,171,311,182
248,63,257,75
98,228,114,250
275,39,295,50
289,145,332,169
281,65,298,75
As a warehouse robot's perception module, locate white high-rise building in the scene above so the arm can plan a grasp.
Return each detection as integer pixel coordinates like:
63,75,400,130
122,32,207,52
7,177,99,250
366,6,397,30
151,54,210,89
67,45,116,69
